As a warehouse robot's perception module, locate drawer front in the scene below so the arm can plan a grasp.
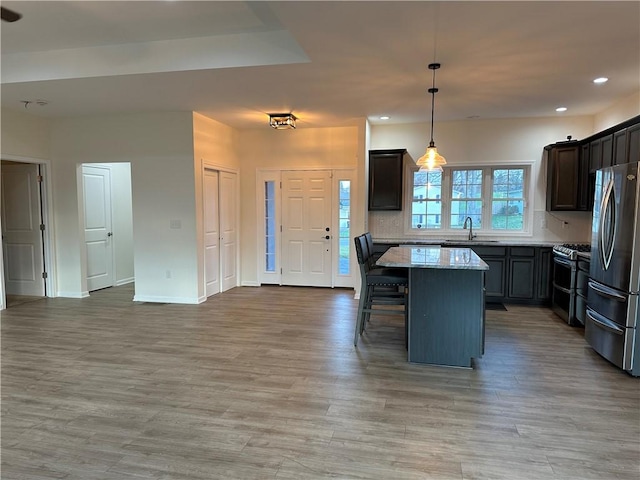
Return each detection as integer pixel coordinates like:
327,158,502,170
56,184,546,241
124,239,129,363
509,247,535,257
472,246,507,257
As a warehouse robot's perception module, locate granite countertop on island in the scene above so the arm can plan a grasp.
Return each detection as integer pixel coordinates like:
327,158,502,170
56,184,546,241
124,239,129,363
378,246,489,270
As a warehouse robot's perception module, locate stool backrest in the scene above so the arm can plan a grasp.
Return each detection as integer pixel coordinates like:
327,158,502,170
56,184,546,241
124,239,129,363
354,235,371,273
364,232,375,269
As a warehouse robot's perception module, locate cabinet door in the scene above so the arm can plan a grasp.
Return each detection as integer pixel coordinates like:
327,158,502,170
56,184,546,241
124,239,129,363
627,123,640,164
578,143,591,210
483,257,506,300
368,150,405,210
508,257,535,299
589,138,602,173
546,144,580,210
613,129,627,166
535,248,553,302
601,134,613,169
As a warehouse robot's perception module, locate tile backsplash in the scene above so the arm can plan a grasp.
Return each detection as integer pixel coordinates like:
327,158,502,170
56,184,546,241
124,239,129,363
368,209,593,243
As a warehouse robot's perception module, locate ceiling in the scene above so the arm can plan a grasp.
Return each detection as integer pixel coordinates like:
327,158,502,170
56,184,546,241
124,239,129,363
1,1,639,129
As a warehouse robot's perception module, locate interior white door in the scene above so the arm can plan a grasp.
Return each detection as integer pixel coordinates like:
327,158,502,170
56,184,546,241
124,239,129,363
1,163,45,296
204,169,220,297
220,171,238,292
82,165,114,292
281,170,332,287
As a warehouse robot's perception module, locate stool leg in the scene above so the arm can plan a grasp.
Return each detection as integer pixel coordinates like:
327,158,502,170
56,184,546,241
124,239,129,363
354,286,367,346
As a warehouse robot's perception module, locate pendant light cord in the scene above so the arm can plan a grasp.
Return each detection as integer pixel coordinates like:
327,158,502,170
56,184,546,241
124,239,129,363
430,70,435,145
427,63,440,148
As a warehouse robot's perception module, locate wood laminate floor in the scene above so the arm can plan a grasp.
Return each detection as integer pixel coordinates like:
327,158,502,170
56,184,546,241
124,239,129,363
1,284,638,479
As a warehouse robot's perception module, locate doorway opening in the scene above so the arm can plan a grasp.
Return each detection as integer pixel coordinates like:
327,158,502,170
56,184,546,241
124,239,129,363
1,159,51,309
80,163,134,294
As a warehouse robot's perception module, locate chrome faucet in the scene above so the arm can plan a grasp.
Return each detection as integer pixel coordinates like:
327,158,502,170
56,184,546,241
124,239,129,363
463,216,476,241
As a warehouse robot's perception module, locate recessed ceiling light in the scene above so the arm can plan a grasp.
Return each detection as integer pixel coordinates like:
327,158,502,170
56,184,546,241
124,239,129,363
379,116,390,120
593,77,608,84
556,107,568,112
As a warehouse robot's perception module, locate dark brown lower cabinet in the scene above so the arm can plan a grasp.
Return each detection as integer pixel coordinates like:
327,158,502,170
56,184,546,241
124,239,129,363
508,250,536,300
372,243,553,306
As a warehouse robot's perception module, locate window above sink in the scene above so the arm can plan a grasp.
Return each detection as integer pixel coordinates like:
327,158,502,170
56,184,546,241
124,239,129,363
404,163,533,237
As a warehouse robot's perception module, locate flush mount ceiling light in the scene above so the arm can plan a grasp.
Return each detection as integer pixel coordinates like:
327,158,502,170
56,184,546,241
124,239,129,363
269,113,296,130
593,77,608,84
556,106,568,112
416,63,447,172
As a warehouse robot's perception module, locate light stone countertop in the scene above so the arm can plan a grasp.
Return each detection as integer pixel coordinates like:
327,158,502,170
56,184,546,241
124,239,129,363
377,246,489,270
373,238,564,247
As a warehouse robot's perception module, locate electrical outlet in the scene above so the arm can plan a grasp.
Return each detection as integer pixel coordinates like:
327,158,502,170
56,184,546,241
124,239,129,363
561,221,569,229
540,217,547,229
166,270,172,279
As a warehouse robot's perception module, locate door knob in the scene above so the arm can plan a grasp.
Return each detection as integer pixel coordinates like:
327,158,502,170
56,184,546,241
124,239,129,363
324,235,330,240
107,232,113,237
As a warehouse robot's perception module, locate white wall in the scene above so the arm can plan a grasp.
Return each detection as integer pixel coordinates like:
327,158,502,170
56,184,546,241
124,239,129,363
593,91,640,132
192,112,240,299
1,109,51,160
369,115,596,243
237,125,363,286
50,112,199,302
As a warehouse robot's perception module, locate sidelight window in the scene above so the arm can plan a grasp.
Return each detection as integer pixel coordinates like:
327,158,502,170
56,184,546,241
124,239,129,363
265,180,276,272
338,180,351,275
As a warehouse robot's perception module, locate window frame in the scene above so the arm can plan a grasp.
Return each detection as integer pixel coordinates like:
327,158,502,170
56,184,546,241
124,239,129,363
404,162,533,237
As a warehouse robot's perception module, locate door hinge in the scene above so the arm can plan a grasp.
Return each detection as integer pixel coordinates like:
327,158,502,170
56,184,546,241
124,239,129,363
280,181,282,189
280,268,282,274
280,225,282,232
37,175,43,183
40,224,45,231
42,272,48,279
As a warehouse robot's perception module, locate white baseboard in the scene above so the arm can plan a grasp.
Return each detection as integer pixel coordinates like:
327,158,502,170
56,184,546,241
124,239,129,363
132,295,201,304
57,291,90,298
241,281,261,287
116,277,134,286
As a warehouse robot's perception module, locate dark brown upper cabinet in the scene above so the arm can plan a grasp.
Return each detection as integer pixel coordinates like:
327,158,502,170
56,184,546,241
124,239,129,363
545,142,583,211
628,123,640,164
601,133,613,169
368,149,406,211
546,115,640,212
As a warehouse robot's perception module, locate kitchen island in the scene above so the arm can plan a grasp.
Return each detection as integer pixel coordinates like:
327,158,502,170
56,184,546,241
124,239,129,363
377,246,489,368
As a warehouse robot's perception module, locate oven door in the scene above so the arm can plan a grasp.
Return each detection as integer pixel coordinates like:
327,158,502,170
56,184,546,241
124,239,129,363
551,255,575,323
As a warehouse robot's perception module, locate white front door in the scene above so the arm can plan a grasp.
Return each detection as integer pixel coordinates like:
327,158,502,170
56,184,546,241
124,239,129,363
1,163,45,296
82,165,114,292
281,170,332,287
204,169,220,297
220,171,238,292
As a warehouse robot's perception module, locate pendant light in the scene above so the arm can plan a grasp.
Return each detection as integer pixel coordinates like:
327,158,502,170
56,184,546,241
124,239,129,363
416,63,446,172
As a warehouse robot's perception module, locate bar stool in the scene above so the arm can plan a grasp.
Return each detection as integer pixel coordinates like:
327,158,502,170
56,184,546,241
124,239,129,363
353,234,408,347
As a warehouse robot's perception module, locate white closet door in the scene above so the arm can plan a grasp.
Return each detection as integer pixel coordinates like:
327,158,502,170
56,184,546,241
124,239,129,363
220,171,238,292
204,169,220,297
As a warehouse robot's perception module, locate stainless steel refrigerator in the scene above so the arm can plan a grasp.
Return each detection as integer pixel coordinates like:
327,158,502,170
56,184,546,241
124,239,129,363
586,162,640,376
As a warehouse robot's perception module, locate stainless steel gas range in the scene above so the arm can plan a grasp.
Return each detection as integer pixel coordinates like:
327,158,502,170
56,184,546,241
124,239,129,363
551,243,591,326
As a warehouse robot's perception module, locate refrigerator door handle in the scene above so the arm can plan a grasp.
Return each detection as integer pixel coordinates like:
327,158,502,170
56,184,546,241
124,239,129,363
588,280,627,302
586,308,624,335
599,178,616,271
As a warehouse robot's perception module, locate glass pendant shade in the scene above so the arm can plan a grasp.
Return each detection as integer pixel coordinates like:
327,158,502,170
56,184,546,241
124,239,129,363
416,141,446,172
